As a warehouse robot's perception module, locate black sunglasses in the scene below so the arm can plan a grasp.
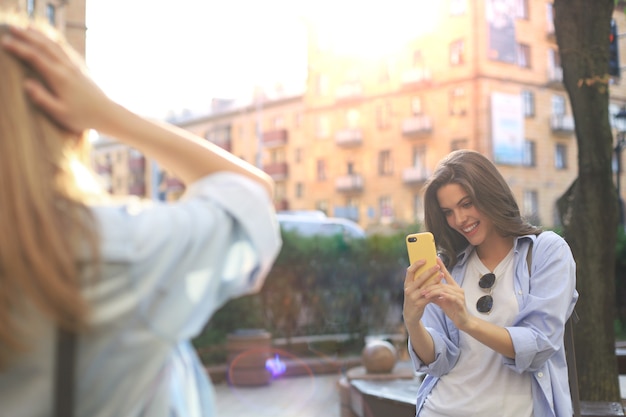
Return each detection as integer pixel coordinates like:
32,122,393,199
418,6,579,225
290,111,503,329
476,273,496,314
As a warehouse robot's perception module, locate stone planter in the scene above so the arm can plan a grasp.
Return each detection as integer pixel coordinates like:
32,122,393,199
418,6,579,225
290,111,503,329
226,329,272,387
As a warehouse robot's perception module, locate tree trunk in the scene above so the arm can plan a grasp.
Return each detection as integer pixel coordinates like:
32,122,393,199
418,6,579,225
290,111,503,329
554,0,620,401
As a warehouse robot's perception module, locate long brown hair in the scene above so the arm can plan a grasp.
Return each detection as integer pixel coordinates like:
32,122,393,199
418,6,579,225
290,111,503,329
0,17,100,367
423,150,541,268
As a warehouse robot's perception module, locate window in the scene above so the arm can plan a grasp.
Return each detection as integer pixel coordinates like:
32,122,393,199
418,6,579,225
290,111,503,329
546,3,555,34
523,140,536,167
548,49,562,81
272,116,285,129
411,97,423,115
378,150,393,176
346,161,355,175
451,139,468,151
522,190,539,222
517,43,531,68
316,116,330,138
449,87,467,116
295,182,304,198
413,194,424,223
379,196,393,219
293,112,302,129
275,183,286,201
315,200,329,216
269,148,284,165
450,39,465,65
522,90,535,117
27,0,35,16
45,4,56,25
555,143,568,169
552,95,566,116
294,147,302,163
316,159,327,181
345,198,360,221
346,109,360,128
515,0,529,19
412,146,426,168
315,73,329,96
237,124,243,140
376,102,392,129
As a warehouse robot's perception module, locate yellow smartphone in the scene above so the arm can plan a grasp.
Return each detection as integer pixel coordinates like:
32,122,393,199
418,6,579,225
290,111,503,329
406,232,438,285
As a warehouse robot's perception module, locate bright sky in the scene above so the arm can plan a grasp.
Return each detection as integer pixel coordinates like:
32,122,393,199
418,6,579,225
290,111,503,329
85,0,439,119
85,0,308,119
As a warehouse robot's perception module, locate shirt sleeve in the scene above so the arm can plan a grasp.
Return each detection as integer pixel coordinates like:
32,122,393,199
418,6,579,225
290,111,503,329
94,172,282,342
504,232,577,372
407,305,461,376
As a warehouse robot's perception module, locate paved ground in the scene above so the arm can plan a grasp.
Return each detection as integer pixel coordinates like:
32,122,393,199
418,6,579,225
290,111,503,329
214,370,626,416
214,373,341,417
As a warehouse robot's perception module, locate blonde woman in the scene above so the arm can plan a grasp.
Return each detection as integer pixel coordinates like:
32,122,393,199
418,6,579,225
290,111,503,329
0,16,281,417
403,150,577,416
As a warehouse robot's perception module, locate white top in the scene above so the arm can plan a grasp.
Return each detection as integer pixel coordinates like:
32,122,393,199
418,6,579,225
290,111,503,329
0,172,282,417
420,248,533,417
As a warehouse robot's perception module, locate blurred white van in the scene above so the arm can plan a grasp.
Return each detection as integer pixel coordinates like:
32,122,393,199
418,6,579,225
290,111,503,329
276,213,366,239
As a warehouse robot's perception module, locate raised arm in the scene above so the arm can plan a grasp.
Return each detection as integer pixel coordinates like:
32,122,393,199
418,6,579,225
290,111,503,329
1,25,274,197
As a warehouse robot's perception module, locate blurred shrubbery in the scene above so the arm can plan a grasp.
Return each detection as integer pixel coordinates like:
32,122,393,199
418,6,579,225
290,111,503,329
193,224,421,365
193,224,626,364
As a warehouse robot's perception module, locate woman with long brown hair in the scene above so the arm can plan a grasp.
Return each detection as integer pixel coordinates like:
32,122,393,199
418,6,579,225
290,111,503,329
0,14,281,416
403,150,577,416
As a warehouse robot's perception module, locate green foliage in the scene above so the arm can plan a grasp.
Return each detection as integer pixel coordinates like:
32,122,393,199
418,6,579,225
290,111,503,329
193,226,421,364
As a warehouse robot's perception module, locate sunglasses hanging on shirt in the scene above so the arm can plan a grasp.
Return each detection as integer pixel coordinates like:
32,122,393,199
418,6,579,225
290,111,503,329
476,272,496,314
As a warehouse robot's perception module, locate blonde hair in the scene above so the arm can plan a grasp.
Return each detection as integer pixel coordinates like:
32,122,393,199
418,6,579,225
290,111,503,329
0,16,100,367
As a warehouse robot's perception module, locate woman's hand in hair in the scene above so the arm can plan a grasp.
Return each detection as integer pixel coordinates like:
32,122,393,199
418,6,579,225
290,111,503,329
2,25,114,134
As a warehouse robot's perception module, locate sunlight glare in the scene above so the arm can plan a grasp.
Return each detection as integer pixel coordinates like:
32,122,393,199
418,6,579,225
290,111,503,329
305,0,443,60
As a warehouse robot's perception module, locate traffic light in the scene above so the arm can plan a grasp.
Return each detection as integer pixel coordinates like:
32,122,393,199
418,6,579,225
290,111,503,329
610,19,621,78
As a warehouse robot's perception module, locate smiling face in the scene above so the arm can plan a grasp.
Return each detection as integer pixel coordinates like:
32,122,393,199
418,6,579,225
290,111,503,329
436,183,498,248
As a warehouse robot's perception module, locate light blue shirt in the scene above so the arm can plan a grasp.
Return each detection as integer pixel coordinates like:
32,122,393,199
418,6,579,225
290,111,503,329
409,232,578,417
0,172,282,417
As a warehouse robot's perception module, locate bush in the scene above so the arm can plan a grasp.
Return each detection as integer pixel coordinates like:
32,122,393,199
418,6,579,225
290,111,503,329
193,225,422,365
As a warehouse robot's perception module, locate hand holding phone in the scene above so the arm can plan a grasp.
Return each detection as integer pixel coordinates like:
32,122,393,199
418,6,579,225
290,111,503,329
406,232,438,287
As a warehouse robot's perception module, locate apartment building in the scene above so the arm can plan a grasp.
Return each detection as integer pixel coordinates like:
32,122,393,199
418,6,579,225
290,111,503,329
93,1,626,231
0,0,86,54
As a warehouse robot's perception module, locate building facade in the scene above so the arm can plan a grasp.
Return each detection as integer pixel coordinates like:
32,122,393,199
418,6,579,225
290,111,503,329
0,0,86,55
92,1,626,232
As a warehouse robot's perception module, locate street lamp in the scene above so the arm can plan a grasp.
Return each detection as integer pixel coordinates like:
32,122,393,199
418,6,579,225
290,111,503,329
614,106,626,225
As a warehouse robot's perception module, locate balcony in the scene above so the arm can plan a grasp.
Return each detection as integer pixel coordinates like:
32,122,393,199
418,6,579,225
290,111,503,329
401,67,432,86
129,183,146,197
274,199,289,211
262,129,289,148
166,177,185,192
264,162,289,180
547,66,563,87
402,167,430,185
335,82,363,101
402,115,433,137
129,156,145,172
94,163,112,175
335,129,363,147
550,114,575,135
335,174,364,192
214,139,232,152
